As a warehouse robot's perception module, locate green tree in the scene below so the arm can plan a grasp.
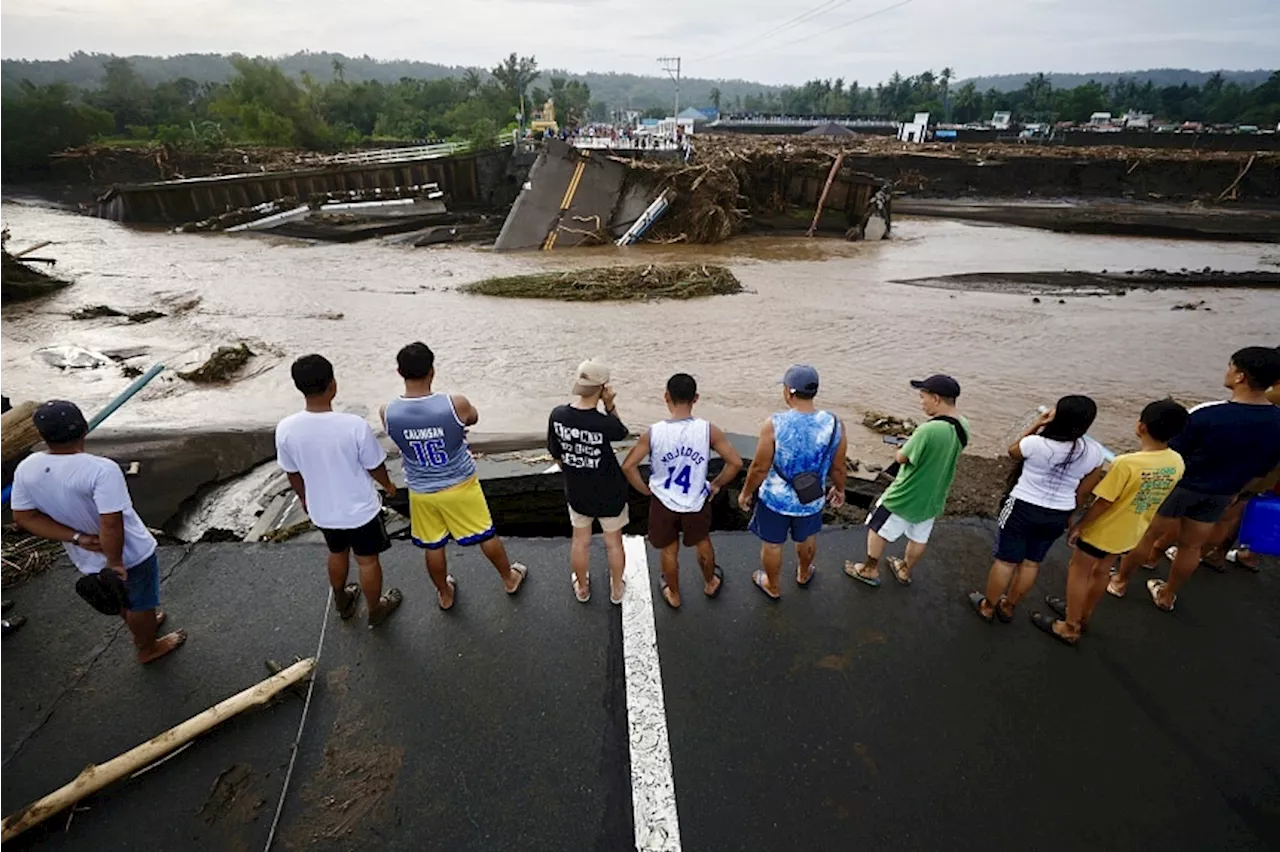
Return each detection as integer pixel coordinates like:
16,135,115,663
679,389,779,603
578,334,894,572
709,86,721,113
2,81,114,173
490,53,539,123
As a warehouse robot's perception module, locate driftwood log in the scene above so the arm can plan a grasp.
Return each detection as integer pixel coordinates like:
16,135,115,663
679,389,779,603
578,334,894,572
1,400,42,463
0,657,316,841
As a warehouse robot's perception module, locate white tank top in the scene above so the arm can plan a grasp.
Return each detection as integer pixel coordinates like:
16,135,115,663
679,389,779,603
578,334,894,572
648,418,712,512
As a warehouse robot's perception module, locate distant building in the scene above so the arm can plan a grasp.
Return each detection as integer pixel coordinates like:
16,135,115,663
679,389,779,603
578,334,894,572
898,112,930,143
990,111,1012,131
1122,110,1154,129
1089,111,1113,126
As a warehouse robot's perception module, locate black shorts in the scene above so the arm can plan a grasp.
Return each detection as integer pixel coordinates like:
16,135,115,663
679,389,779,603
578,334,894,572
1076,538,1119,559
993,497,1071,564
648,497,712,549
1156,485,1234,524
320,514,391,557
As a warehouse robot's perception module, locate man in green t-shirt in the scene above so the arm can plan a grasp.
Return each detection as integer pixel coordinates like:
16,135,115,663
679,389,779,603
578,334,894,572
846,375,968,587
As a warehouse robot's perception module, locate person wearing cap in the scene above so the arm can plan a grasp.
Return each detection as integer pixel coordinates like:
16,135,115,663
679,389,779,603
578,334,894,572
622,373,744,608
11,401,187,663
548,359,630,604
383,343,528,611
847,375,968,588
738,365,847,600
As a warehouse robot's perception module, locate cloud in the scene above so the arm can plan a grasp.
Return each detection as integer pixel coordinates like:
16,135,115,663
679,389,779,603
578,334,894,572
2,0,1276,85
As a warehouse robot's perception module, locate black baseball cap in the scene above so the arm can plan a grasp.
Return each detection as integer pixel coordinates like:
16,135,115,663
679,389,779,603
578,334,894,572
910,375,961,398
33,400,89,444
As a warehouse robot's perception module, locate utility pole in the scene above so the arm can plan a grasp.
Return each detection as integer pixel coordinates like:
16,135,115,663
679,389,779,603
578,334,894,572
657,56,681,118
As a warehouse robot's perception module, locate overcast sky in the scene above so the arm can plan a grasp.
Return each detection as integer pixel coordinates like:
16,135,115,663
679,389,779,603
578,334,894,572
2,0,1277,84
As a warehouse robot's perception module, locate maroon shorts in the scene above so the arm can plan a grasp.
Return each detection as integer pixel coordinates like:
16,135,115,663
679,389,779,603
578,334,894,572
648,497,712,549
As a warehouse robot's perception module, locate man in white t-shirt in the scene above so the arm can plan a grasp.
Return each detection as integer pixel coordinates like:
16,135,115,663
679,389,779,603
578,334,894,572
12,401,187,663
276,354,403,626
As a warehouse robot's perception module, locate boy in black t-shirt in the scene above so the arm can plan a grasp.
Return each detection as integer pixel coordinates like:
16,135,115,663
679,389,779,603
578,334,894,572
547,360,630,605
1114,346,1280,611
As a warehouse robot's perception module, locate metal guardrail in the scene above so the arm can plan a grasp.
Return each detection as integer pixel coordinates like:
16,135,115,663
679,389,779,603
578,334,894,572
316,134,514,166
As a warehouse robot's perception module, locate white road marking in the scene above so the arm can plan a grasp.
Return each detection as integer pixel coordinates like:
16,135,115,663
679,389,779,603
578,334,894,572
622,534,683,852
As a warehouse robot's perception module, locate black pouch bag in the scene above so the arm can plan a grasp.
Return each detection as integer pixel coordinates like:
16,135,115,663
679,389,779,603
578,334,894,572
75,568,130,616
774,419,840,504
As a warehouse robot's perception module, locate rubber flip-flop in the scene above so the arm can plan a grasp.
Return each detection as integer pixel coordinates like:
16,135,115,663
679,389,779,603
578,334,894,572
752,570,780,601
1106,577,1126,599
337,583,360,620
994,597,1014,624
888,556,913,586
967,591,994,623
1146,578,1175,612
369,588,404,627
0,614,27,634
505,563,528,595
572,572,590,603
1030,611,1077,646
610,580,625,606
844,561,881,588
797,563,817,587
705,565,725,598
660,576,679,609
1042,594,1085,632
439,575,458,610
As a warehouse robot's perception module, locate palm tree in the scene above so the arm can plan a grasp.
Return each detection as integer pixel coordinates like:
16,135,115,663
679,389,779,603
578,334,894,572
709,87,722,113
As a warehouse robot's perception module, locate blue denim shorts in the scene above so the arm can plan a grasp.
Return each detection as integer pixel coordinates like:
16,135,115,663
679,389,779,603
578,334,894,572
749,501,823,545
125,552,161,611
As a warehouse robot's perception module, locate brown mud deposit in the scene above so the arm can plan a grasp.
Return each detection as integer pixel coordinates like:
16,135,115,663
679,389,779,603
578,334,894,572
894,269,1280,295
825,455,1014,528
287,665,404,848
197,763,267,829
463,263,742,301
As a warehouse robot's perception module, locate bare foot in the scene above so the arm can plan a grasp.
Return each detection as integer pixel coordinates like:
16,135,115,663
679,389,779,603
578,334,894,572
796,564,816,585
138,630,187,664
156,610,167,628
703,574,722,597
438,576,457,611
1106,578,1127,599
662,584,681,608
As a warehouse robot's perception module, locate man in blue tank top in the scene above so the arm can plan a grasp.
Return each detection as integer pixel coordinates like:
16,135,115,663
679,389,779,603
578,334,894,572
383,342,527,609
738,365,848,600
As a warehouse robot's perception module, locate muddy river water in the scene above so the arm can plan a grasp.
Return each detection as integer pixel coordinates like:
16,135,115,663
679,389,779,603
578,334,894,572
3,200,1277,456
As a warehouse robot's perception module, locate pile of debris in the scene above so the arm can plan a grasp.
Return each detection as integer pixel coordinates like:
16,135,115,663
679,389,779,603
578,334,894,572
862,411,918,437
2,229,69,304
462,263,742,302
177,344,255,383
71,305,166,323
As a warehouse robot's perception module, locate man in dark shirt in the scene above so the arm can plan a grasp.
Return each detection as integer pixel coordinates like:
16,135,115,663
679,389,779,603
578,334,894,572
548,360,630,605
1114,346,1280,611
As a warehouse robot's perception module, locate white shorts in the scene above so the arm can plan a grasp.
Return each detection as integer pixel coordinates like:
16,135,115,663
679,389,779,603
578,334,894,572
867,502,935,544
568,504,630,533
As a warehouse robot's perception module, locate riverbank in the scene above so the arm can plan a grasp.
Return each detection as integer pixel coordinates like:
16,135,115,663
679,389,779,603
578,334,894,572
894,198,1280,242
893,268,1280,295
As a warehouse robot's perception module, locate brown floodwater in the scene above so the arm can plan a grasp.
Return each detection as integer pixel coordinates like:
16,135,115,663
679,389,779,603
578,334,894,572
3,199,1277,457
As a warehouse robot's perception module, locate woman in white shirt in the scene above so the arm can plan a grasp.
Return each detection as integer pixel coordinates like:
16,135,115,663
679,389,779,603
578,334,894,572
968,396,1107,623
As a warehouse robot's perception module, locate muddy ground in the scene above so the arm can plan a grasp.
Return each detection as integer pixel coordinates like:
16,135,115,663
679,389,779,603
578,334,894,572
895,198,1280,242
893,269,1280,295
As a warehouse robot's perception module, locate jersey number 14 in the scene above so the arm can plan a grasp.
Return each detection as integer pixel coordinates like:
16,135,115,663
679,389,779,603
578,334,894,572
664,464,693,494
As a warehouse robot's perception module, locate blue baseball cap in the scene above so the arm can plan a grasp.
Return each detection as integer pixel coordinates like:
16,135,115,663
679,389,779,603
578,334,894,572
781,364,820,395
33,400,88,444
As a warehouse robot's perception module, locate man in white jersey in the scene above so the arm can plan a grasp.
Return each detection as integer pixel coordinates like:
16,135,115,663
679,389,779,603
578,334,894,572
12,401,187,663
277,354,403,627
623,373,744,608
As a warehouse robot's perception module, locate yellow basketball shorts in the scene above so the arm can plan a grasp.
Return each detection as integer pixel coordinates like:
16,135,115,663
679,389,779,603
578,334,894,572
409,477,496,549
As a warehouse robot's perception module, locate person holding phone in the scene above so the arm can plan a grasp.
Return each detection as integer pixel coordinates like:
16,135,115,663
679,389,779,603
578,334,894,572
548,360,630,604
738,365,847,600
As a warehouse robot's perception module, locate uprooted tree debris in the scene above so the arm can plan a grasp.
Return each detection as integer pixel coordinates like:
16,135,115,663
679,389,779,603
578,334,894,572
862,411,918,437
619,145,891,244
71,305,167,323
177,344,255,383
462,264,742,301
2,249,69,304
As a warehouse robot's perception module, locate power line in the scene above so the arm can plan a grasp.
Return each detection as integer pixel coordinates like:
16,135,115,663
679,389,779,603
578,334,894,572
696,0,854,62
773,0,915,52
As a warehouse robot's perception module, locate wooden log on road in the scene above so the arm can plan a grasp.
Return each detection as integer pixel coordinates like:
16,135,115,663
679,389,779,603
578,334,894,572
0,657,316,842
